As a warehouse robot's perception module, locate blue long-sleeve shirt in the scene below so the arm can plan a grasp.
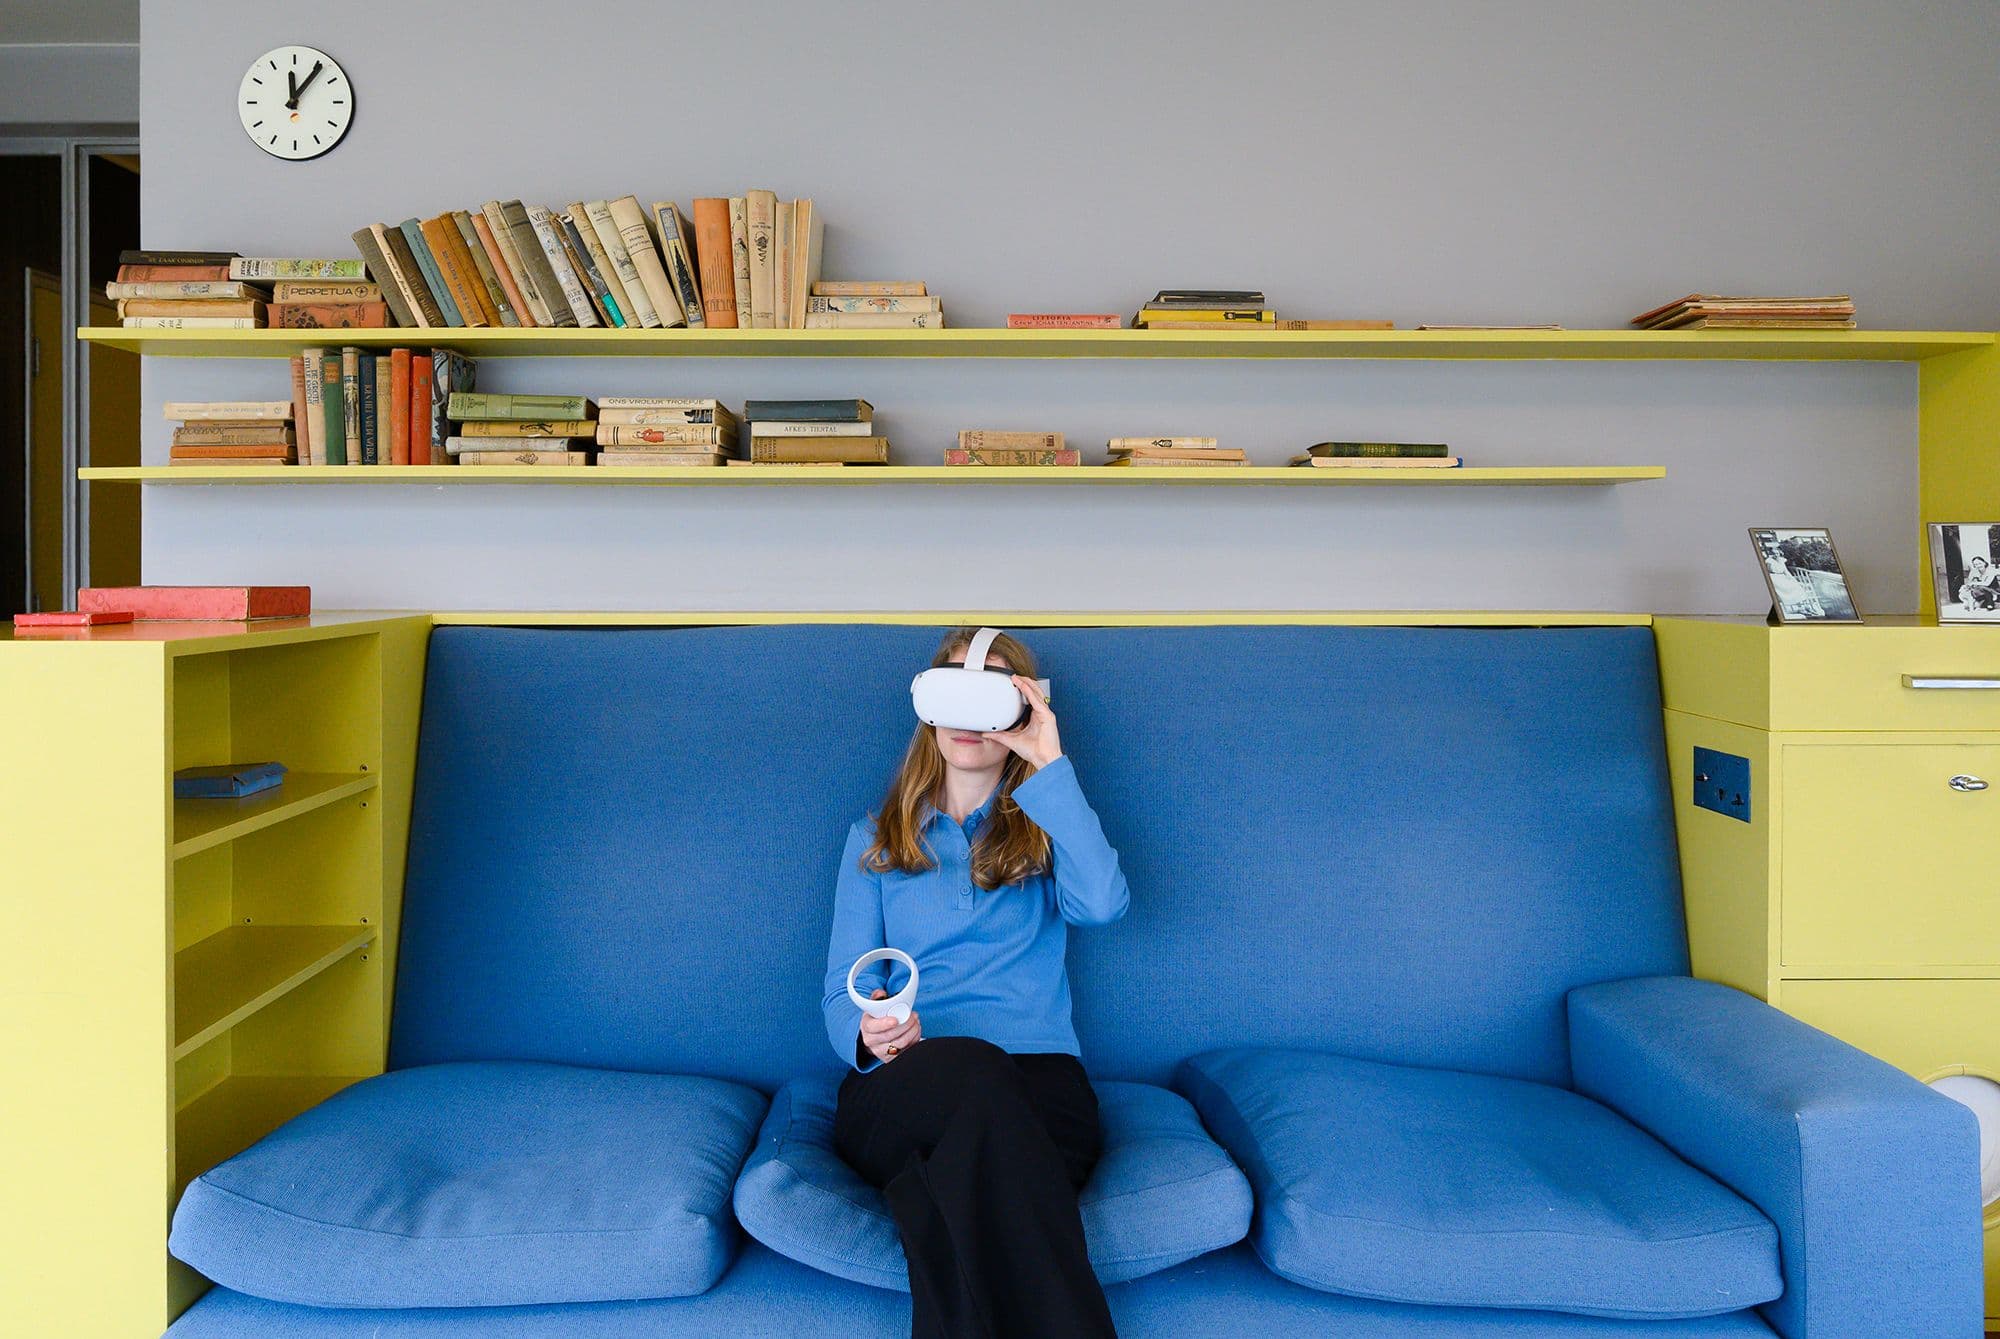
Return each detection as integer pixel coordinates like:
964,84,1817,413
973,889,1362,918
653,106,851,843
821,753,1130,1073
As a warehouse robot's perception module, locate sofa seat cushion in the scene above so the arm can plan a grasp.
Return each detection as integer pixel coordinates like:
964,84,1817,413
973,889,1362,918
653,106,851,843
733,1074,1252,1290
169,1060,768,1308
1177,1047,1784,1321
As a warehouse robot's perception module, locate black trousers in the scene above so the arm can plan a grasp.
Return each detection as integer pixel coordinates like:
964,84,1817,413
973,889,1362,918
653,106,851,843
834,1036,1119,1339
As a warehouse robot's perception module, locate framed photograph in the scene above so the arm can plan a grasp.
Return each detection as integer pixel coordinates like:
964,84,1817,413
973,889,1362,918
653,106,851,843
1929,522,2000,623
1749,527,1861,623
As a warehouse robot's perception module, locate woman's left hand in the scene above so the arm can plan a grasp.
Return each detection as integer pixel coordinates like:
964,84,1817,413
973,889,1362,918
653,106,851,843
985,675,1062,770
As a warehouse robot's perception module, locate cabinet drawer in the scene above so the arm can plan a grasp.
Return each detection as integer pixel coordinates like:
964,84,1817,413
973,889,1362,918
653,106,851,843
1781,742,2000,967
1769,628,2000,732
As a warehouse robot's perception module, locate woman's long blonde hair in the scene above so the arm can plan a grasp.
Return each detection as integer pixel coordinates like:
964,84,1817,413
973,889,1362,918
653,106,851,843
863,627,1052,890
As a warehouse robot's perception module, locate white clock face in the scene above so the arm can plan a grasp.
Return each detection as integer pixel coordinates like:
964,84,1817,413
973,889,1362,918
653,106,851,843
238,45,352,161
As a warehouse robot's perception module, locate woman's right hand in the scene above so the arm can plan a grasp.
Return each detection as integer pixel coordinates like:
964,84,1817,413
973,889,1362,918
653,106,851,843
861,988,922,1063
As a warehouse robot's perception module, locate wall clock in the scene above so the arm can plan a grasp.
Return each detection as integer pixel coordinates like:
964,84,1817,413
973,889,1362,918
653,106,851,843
238,45,352,161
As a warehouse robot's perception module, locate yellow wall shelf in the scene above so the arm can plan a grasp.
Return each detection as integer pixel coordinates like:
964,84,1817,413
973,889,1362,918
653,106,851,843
74,326,1994,361
80,464,1663,486
173,770,377,856
174,924,377,1058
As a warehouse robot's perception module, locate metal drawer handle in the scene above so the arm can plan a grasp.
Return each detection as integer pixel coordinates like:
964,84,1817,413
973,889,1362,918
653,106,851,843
1903,675,2000,690
1950,775,1990,792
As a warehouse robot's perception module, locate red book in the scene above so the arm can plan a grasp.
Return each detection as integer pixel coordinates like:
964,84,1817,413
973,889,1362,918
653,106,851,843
389,348,412,465
116,263,233,282
1006,313,1122,329
77,586,311,620
12,609,135,627
269,301,392,329
409,353,434,465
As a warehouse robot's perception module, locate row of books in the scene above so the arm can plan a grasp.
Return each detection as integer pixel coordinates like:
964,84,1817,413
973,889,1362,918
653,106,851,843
110,251,385,329
283,347,474,465
1629,293,1857,330
943,435,1464,468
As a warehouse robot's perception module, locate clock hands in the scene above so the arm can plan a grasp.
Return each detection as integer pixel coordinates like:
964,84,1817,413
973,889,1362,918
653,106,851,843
285,60,324,110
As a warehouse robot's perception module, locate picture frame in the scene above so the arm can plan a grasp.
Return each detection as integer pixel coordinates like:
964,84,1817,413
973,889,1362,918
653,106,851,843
1749,526,1862,623
1928,522,2000,623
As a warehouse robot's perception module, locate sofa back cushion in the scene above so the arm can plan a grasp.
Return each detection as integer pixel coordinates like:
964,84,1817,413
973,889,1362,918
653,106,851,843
390,624,1686,1090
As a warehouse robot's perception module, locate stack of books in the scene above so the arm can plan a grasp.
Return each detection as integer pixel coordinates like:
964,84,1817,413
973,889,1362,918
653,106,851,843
945,431,1077,466
741,399,887,465
1288,442,1463,469
445,393,596,467
1103,436,1247,467
109,251,265,329
291,346,475,465
1630,294,1857,331
165,401,294,466
595,398,740,467
1132,290,1273,330
805,281,943,330
261,263,389,329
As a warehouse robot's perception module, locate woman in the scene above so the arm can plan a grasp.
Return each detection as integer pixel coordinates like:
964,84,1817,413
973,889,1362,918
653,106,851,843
821,627,1129,1339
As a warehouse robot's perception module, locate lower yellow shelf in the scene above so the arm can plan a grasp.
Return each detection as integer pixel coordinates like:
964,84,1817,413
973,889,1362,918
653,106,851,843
82,464,1664,486
172,771,376,858
173,924,375,1058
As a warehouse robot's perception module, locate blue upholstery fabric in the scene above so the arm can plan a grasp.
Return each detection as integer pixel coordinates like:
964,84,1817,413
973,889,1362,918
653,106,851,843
1177,1047,1782,1320
168,1062,766,1308
732,1075,1251,1289
1568,976,1986,1339
392,625,1684,1089
164,1240,1784,1338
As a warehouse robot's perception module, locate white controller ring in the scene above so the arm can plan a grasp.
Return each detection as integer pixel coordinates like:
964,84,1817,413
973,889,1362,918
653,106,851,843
847,948,918,1025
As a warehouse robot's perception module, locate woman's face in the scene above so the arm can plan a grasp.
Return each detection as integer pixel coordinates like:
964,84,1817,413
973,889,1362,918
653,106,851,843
932,652,1016,772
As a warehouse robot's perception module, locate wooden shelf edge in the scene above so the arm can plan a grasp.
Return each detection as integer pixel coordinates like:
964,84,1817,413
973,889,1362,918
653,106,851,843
83,465,1666,486
74,326,1995,361
172,925,376,1058
172,771,377,857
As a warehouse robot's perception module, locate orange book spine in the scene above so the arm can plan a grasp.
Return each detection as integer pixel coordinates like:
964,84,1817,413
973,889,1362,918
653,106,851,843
389,347,411,465
419,216,492,327
470,211,535,328
287,354,309,456
409,353,434,465
692,198,737,328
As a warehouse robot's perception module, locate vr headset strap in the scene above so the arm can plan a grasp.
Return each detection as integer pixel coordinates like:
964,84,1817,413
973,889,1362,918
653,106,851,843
964,626,1003,671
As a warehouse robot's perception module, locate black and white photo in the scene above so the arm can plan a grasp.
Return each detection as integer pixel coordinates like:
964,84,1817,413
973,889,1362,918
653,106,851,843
1749,527,1860,623
1929,523,2000,622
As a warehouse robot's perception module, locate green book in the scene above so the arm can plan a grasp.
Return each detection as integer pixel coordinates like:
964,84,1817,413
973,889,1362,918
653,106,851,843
1306,441,1451,459
447,392,594,421
318,347,347,466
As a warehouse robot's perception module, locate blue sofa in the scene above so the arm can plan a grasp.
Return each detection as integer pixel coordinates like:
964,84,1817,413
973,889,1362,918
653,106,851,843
163,624,1983,1337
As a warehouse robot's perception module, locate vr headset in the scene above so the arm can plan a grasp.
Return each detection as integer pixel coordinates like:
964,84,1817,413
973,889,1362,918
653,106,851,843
910,627,1052,732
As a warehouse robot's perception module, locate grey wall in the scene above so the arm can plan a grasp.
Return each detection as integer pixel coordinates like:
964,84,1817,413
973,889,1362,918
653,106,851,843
136,0,2000,613
0,44,138,127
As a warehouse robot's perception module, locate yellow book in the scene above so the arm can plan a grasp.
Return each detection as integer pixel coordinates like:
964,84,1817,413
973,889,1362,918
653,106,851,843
1134,309,1275,326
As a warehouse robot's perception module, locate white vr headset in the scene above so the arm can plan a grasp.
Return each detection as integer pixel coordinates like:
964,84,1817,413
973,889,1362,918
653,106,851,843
910,626,1052,732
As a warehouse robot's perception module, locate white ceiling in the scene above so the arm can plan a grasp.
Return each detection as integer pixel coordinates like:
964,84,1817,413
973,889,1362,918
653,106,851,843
0,0,138,44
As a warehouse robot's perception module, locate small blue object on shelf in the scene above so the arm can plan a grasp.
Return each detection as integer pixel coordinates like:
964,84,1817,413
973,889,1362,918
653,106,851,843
174,761,288,800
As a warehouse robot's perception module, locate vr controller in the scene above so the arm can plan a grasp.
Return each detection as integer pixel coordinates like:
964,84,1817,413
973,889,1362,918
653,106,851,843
848,948,919,1024
910,627,1052,732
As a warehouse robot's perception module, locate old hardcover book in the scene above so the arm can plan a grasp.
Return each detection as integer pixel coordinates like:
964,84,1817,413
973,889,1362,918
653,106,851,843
556,211,622,326
341,347,363,464
117,298,266,319
563,206,629,327
1108,436,1219,449
1306,441,1450,458
452,210,519,326
1274,320,1395,330
12,609,135,627
524,205,598,328
457,449,590,466
320,352,347,465
431,351,475,459
480,201,545,326
299,348,324,465
944,448,1081,466
789,199,824,330
1630,294,1853,327
78,586,311,619
1289,454,1462,468
959,430,1064,451
169,443,293,460
1671,317,1858,330
115,263,232,281
364,355,386,464
692,198,735,327
162,401,292,420
377,224,445,327
230,258,367,280
812,296,940,314
594,424,734,447
352,224,420,327
118,317,262,329
1103,455,1249,467
582,199,655,327
408,353,434,465
287,354,308,451
1134,319,1276,331
646,201,701,328
595,449,730,466
270,301,391,328
467,210,532,327
804,311,944,329
388,348,411,465
746,419,869,436
749,435,890,463
813,281,926,296
502,200,574,326
448,392,592,420
273,280,379,301
598,396,734,410
119,249,237,266
727,197,753,328
1151,289,1264,305
1134,308,1273,324
774,200,794,330
105,280,266,300
398,219,463,326
743,399,872,422
174,423,298,446
421,215,494,327
457,419,598,438
443,436,587,454
1006,313,1120,328
1106,445,1245,461
745,189,777,329
610,196,684,327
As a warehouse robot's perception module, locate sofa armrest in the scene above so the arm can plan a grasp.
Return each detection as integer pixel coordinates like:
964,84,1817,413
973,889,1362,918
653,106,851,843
1567,975,1982,1339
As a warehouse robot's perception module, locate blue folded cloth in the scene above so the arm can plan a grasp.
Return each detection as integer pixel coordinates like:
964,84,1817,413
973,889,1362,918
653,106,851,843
174,762,287,799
